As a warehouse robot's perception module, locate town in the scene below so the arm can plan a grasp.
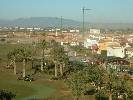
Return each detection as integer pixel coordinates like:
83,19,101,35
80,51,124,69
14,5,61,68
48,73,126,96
0,26,133,100
1,0,133,100
1,26,133,60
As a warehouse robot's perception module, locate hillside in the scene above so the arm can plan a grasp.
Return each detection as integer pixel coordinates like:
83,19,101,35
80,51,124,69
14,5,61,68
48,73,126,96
0,17,133,29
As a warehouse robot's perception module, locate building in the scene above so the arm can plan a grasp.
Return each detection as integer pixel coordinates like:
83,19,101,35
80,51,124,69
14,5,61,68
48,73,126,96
107,47,125,58
98,37,120,54
70,42,79,46
70,29,79,33
126,47,133,58
84,38,98,49
90,29,100,34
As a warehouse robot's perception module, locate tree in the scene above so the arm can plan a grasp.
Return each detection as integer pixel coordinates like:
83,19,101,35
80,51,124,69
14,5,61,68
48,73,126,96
104,66,133,100
65,61,133,100
65,71,85,100
64,61,90,100
49,40,58,77
7,48,20,75
105,68,117,100
17,47,31,78
50,40,68,77
39,40,49,71
81,64,106,99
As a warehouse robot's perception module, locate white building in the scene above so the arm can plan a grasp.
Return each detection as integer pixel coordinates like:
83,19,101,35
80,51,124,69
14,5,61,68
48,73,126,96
107,47,125,58
70,29,79,33
20,27,25,30
70,42,79,46
84,39,98,48
0,34,7,38
34,28,41,30
126,48,133,58
27,28,33,31
90,29,100,34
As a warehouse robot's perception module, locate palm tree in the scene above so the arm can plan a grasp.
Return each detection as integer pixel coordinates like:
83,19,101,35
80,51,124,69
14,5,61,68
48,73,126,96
22,58,26,78
50,40,68,77
7,48,19,75
54,61,58,77
17,47,31,78
39,39,49,71
59,63,63,76
50,40,59,77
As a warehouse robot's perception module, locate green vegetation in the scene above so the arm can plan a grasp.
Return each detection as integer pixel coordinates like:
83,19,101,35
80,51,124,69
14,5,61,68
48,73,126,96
0,42,133,100
0,69,56,100
0,89,16,100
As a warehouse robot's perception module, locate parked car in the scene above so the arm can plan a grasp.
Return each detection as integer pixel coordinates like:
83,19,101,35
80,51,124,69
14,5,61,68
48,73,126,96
24,75,34,81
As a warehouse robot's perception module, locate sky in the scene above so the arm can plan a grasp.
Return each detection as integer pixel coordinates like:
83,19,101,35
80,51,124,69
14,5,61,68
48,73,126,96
0,0,133,23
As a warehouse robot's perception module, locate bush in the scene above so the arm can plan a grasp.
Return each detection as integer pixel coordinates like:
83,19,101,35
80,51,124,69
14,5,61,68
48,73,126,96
84,88,96,95
50,76,59,80
0,89,16,100
95,91,108,100
0,38,6,42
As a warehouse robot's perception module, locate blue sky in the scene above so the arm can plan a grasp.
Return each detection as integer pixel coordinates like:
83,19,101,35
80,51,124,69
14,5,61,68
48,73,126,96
0,0,133,23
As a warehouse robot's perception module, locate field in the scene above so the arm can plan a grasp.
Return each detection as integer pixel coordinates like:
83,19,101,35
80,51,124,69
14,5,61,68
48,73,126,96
0,71,55,100
0,66,95,100
1,43,133,100
0,65,73,100
0,43,96,100
0,43,73,100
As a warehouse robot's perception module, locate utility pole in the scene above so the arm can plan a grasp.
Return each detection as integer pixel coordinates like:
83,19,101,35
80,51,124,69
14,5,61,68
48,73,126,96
55,17,58,36
60,16,63,34
82,7,91,35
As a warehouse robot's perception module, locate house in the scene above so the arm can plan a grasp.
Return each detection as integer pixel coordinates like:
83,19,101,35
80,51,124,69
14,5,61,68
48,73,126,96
84,39,98,49
98,39,120,54
126,47,133,58
70,29,79,33
107,46,125,58
90,29,100,34
0,34,7,38
27,28,33,31
70,42,79,46
127,35,133,43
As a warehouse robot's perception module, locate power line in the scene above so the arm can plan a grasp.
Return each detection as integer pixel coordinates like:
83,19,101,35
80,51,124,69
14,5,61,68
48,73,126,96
82,7,91,35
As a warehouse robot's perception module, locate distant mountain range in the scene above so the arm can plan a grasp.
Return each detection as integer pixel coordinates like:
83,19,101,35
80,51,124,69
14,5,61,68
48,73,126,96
0,17,133,29
0,17,80,28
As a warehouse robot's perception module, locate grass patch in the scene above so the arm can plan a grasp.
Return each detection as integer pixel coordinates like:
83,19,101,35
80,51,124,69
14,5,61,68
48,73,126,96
0,70,56,100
